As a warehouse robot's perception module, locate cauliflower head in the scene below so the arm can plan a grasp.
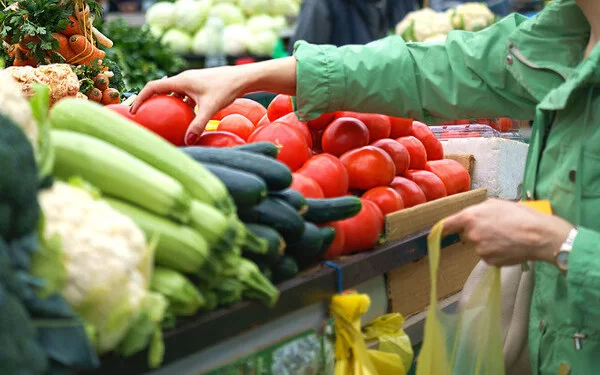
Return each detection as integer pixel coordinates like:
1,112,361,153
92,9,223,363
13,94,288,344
395,9,453,42
0,73,38,148
39,182,151,354
447,3,495,32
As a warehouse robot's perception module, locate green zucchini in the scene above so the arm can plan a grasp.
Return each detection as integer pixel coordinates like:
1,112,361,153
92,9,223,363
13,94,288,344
234,142,279,158
285,222,324,267
319,226,336,254
241,225,270,255
202,163,267,207
181,147,292,191
270,189,308,215
303,196,362,224
271,256,299,283
238,198,305,242
243,224,285,266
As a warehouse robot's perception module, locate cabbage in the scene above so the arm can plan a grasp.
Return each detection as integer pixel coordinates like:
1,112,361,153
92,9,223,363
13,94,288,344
247,14,278,34
175,0,212,33
146,2,177,30
162,29,193,55
223,25,249,56
271,15,287,32
270,0,299,16
192,28,209,55
247,30,277,56
211,3,246,25
239,0,270,16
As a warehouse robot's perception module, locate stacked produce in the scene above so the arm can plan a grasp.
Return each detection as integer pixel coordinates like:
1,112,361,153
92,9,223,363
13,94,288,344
145,0,301,57
395,3,496,42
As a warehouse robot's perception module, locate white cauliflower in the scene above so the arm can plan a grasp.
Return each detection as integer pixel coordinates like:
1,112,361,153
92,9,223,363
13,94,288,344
0,73,38,148
39,181,152,354
395,9,453,42
447,3,495,32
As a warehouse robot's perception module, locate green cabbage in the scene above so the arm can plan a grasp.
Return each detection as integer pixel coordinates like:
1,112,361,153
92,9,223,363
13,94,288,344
247,30,278,56
146,2,177,31
210,3,246,25
239,0,270,15
162,29,193,55
175,0,212,34
223,25,250,55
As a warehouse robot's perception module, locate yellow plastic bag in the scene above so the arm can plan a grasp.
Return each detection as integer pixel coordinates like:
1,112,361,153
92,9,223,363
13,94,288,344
416,220,505,375
331,292,413,375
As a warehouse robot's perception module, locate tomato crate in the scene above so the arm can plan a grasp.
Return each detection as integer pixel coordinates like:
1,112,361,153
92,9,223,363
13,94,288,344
431,123,524,142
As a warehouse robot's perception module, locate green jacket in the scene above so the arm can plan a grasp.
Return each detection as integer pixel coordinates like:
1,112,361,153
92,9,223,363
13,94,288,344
293,1,599,373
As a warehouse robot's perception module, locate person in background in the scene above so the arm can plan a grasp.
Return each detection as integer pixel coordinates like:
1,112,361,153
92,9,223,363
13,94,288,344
288,0,419,49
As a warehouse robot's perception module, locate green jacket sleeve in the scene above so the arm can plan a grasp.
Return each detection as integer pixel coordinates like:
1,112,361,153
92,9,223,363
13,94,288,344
293,14,538,123
568,227,600,310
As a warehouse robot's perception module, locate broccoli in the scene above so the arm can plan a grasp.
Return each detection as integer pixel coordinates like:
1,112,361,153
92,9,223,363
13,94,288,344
103,58,126,93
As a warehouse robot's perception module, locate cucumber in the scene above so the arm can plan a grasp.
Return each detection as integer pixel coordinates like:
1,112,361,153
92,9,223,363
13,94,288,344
234,142,279,158
243,224,285,266
270,189,308,215
202,163,267,207
238,198,305,242
319,226,336,253
271,256,299,283
285,222,324,267
303,196,362,224
181,147,292,191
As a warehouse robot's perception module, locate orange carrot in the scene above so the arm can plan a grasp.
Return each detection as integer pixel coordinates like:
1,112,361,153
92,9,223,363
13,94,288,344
101,88,121,105
13,53,36,67
94,74,110,91
64,15,83,36
52,33,77,62
86,88,103,103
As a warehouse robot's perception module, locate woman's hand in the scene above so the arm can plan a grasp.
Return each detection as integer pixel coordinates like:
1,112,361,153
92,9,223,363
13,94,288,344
130,57,298,145
443,199,574,267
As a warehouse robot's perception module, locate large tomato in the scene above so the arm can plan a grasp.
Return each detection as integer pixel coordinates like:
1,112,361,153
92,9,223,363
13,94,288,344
322,117,369,156
340,146,396,191
321,221,345,260
335,112,391,141
256,114,271,128
410,121,444,160
362,186,404,215
290,173,325,198
496,118,514,132
197,131,246,147
339,199,384,254
370,139,411,176
275,113,313,148
297,154,349,197
106,104,136,121
405,170,448,201
389,117,413,138
307,112,335,130
212,98,267,126
134,95,195,146
217,114,255,140
267,94,294,121
248,123,311,171
425,159,471,195
390,177,427,208
396,136,428,169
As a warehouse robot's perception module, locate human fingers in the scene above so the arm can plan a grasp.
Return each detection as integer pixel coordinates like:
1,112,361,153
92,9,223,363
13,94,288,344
131,77,183,114
442,209,473,237
184,107,215,145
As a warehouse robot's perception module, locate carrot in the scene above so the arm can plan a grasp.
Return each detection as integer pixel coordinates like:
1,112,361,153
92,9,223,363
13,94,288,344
94,74,110,91
13,53,36,67
64,15,83,36
52,33,76,62
101,88,121,105
69,34,96,64
86,88,103,103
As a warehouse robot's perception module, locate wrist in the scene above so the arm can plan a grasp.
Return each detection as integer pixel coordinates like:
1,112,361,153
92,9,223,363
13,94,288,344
535,219,575,264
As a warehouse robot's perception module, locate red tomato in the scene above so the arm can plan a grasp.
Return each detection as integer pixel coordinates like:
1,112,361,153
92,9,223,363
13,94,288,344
267,94,294,121
134,95,195,146
362,186,404,215
248,123,311,171
256,114,271,128
321,221,345,260
335,112,391,141
339,199,384,254
322,117,369,156
396,136,428,169
410,121,444,160
275,113,313,148
405,170,448,201
212,98,267,126
297,154,349,197
425,159,471,195
389,117,413,138
340,146,396,191
307,112,335,130
496,118,514,132
106,104,136,121
390,177,427,208
290,173,325,198
217,114,255,140
370,139,411,176
197,131,246,148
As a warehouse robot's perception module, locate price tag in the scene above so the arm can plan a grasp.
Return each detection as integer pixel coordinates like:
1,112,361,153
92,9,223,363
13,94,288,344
521,200,552,215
